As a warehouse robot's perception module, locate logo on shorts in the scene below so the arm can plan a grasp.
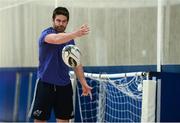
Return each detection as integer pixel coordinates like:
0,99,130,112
33,109,42,117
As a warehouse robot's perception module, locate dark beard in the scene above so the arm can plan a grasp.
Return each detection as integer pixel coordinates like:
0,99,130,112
54,25,66,33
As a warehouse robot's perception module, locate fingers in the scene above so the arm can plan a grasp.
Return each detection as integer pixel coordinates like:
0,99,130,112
74,24,90,37
80,24,90,35
81,92,88,96
81,89,90,96
81,24,88,29
81,91,92,100
81,85,93,100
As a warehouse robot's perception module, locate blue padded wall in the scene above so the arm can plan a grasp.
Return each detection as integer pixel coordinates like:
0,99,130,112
0,70,16,121
0,65,179,122
0,68,37,121
150,72,180,122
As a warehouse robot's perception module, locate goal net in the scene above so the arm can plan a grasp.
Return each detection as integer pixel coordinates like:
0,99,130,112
71,72,156,122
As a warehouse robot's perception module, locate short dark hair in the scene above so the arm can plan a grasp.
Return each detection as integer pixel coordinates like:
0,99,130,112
52,7,69,21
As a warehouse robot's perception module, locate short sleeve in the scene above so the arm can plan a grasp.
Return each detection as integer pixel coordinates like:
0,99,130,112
39,28,56,45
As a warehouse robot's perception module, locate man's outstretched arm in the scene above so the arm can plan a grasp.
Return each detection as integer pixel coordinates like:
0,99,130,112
45,24,89,44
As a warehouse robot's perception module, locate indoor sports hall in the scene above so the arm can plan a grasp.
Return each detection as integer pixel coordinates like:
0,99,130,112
0,0,180,122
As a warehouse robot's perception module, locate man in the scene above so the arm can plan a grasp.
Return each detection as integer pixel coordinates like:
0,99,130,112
29,7,92,122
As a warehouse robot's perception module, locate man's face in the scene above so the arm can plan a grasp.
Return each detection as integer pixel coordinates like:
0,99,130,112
53,15,68,33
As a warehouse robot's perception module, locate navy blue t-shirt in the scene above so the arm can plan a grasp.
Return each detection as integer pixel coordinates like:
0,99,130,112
37,27,75,86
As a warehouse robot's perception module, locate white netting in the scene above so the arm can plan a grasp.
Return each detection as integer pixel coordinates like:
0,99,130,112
75,72,147,122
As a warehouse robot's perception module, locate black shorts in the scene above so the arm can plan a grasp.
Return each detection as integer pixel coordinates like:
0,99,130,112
29,79,74,120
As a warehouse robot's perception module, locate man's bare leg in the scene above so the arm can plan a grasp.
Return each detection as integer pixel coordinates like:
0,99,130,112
34,119,46,122
56,118,69,123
